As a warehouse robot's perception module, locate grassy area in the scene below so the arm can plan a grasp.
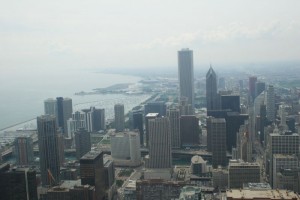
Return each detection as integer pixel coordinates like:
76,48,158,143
101,139,110,144
118,169,134,177
116,180,124,187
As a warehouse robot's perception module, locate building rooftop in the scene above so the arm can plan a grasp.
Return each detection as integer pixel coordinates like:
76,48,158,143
191,155,206,164
81,151,103,160
273,154,298,159
146,113,159,117
226,189,300,200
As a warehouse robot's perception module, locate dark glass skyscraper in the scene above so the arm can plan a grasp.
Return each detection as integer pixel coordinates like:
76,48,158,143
132,110,144,145
37,115,60,186
206,66,218,111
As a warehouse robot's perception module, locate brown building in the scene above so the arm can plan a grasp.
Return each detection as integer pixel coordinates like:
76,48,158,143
226,189,300,200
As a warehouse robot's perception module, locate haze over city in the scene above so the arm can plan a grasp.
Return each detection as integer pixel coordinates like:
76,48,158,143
1,0,300,71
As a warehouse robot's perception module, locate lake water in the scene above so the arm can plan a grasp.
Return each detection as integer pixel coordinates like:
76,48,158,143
0,68,149,130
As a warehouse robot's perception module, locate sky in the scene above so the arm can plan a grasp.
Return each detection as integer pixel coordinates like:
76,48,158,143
0,0,300,71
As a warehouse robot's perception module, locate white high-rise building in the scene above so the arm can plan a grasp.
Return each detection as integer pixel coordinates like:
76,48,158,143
114,104,125,132
110,130,141,166
178,48,194,109
266,85,275,122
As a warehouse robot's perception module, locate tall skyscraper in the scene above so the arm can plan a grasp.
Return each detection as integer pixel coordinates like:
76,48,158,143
132,110,144,146
91,107,106,131
46,97,73,135
206,66,218,111
14,136,34,165
220,94,240,113
167,108,181,149
178,48,194,109
114,104,125,132
0,164,38,200
147,117,172,168
75,128,91,160
249,76,257,102
179,97,193,115
266,85,276,122
180,115,199,147
255,81,265,98
145,113,159,147
208,118,227,168
37,115,60,186
80,151,105,200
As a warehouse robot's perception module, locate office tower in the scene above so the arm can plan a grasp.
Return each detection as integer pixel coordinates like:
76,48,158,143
37,115,60,186
110,131,141,166
81,107,106,133
279,104,288,130
228,160,260,188
180,115,199,147
56,97,73,135
44,98,57,116
208,118,227,168
144,101,167,116
75,128,91,160
114,104,125,132
67,110,86,138
249,76,257,102
91,107,106,131
104,159,115,190
167,108,181,148
80,151,105,200
220,94,240,113
145,113,159,147
272,154,298,189
267,132,299,186
0,163,38,200
178,48,194,109
236,123,252,162
266,85,276,122
147,117,172,168
212,168,229,190
14,136,33,165
132,110,144,145
255,81,265,98
179,97,193,115
206,66,218,111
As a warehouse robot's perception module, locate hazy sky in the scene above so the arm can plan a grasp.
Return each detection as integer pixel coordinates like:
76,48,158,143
1,0,300,71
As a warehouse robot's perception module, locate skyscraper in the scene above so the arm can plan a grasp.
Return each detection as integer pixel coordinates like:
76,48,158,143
132,110,144,146
0,164,38,200
144,101,167,116
75,128,91,160
114,104,125,132
46,97,73,135
80,151,105,200
266,85,276,122
167,108,181,149
255,81,266,98
44,98,57,116
147,117,172,168
178,48,194,109
37,115,60,186
208,118,227,168
180,115,199,147
206,66,218,111
179,97,193,115
249,76,257,102
145,113,159,147
14,136,34,165
220,94,240,113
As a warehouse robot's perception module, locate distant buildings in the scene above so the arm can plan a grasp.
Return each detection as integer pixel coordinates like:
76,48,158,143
114,104,125,132
147,117,172,168
178,48,194,109
14,136,33,165
110,130,141,166
266,85,276,122
37,115,61,186
249,76,257,103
